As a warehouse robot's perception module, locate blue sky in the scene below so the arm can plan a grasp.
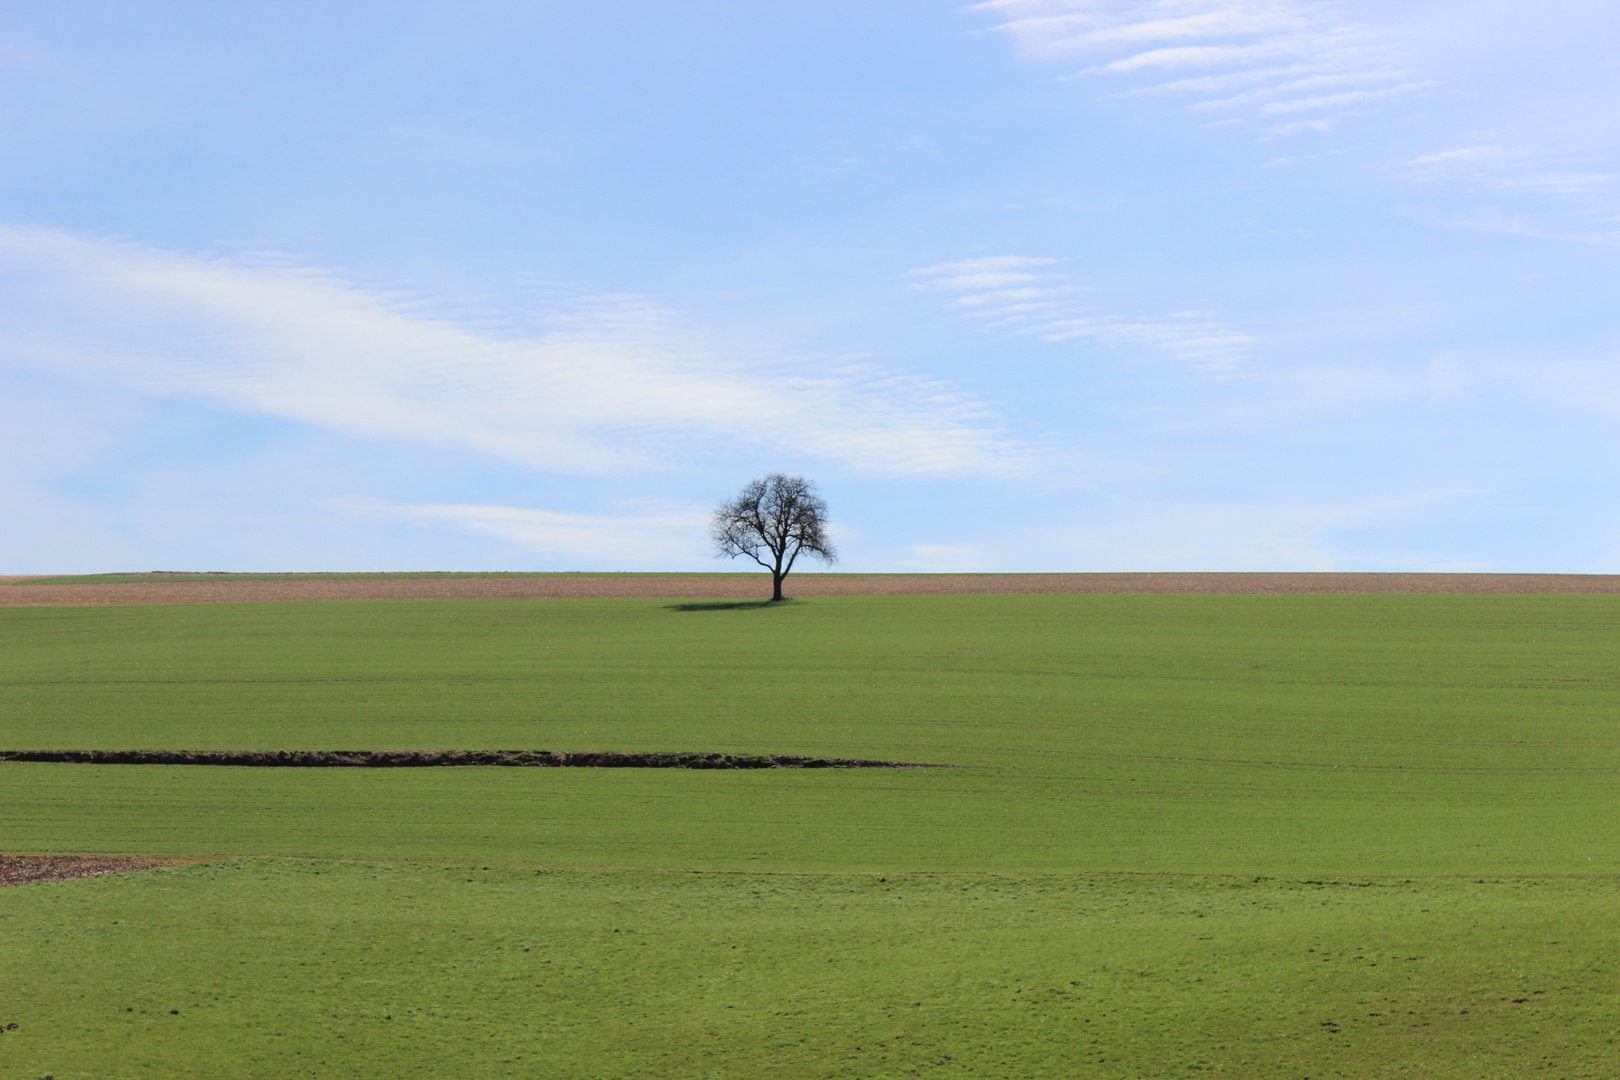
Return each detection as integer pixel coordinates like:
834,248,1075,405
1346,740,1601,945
4,0,1620,573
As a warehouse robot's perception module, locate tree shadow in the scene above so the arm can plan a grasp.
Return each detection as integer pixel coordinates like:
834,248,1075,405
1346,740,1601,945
666,600,780,612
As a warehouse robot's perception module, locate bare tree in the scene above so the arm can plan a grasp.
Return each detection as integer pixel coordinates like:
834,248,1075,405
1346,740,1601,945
712,474,837,601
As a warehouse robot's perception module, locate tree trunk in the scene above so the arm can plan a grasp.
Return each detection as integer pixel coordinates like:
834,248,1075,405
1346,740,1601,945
771,571,785,602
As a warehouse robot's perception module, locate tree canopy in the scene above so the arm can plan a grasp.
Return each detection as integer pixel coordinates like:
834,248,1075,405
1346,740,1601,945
711,474,836,601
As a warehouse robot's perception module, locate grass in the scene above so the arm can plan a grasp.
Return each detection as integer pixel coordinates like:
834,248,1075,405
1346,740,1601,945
4,859,1616,1079
3,594,1619,1076
3,595,1618,875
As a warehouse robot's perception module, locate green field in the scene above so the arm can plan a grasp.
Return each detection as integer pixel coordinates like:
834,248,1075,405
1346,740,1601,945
3,595,1618,1076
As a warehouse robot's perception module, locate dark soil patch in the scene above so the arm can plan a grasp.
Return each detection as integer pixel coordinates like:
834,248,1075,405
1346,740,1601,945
0,749,940,769
0,854,192,887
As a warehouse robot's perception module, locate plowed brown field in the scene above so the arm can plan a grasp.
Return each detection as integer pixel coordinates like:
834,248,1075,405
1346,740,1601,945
5,571,1620,606
0,855,192,887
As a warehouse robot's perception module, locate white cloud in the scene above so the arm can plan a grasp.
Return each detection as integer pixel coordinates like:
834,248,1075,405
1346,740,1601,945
328,497,708,563
918,271,1056,292
904,544,987,572
910,256,1254,371
1399,103,1620,245
1191,70,1428,113
1409,144,1619,203
1032,489,1481,572
1409,145,1507,170
0,225,1022,479
977,0,1420,132
1036,314,1256,369
982,4,1620,246
908,256,1061,273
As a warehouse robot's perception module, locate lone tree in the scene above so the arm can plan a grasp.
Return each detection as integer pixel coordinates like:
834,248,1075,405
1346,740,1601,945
712,474,837,601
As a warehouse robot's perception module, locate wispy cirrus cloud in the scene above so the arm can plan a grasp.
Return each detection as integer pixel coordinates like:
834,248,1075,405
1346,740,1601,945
328,497,709,563
910,256,1254,370
975,0,1427,133
978,2,1620,243
0,225,1023,479
1035,487,1485,572
1403,143,1620,247
1411,145,1618,199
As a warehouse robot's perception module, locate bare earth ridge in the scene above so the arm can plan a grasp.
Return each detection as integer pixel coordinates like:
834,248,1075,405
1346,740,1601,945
0,855,193,887
4,572,1620,606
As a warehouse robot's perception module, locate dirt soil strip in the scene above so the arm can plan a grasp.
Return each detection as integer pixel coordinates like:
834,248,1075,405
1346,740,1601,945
0,854,193,887
7,572,1620,606
0,749,938,769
